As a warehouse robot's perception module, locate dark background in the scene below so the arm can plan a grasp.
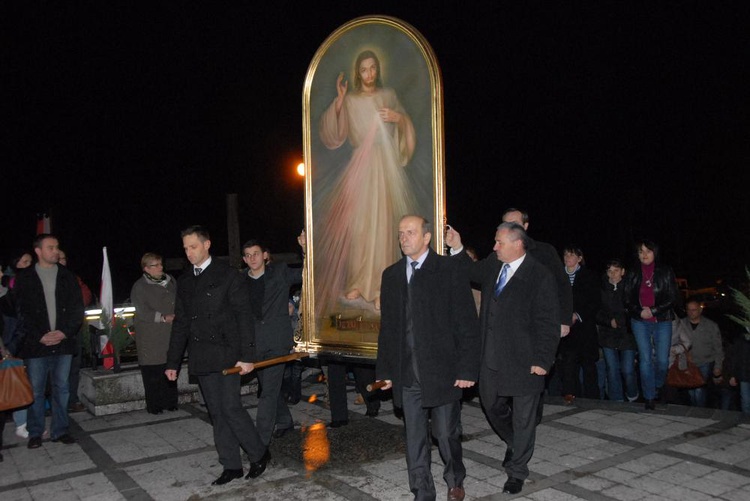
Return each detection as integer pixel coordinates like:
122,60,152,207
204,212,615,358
3,1,749,303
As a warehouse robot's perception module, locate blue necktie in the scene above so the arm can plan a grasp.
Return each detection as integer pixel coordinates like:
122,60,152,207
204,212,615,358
409,261,418,284
494,263,510,297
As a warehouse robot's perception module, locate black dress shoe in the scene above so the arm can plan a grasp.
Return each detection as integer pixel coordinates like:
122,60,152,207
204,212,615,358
328,420,348,428
365,409,379,417
645,399,655,410
51,434,76,444
502,447,514,467
245,450,271,479
272,426,293,439
28,436,43,449
211,469,244,485
503,477,524,494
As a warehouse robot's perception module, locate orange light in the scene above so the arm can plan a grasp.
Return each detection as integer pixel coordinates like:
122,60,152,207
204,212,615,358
303,422,330,475
296,162,305,176
308,394,317,403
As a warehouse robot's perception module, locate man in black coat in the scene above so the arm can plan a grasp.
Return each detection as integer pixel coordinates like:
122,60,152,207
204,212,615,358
501,208,573,336
166,226,268,486
15,234,84,448
447,222,560,495
241,236,304,443
376,215,480,501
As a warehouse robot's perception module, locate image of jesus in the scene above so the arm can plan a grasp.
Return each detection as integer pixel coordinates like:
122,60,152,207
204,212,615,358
315,49,416,317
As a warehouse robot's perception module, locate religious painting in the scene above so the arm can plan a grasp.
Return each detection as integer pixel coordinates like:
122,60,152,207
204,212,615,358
299,15,445,359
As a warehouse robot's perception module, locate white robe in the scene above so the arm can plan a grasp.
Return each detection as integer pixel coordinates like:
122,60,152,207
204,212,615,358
315,88,416,317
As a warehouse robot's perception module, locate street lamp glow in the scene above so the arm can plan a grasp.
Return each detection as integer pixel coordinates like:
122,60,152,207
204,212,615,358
296,162,305,176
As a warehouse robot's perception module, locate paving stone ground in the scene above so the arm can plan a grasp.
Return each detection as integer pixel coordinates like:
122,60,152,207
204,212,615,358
2,371,750,500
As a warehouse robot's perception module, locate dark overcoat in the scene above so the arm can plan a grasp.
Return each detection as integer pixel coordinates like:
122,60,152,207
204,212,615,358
376,249,480,408
166,259,255,375
527,238,574,327
467,254,560,397
15,265,84,359
243,262,302,359
559,265,601,361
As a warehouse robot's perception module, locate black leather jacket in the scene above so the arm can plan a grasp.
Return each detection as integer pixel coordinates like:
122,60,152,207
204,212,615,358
624,264,679,322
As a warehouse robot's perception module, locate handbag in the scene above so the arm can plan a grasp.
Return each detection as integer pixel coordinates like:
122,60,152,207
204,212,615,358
667,352,705,389
0,356,34,411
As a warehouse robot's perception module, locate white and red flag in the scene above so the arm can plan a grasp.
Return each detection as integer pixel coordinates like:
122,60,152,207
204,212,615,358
98,247,115,369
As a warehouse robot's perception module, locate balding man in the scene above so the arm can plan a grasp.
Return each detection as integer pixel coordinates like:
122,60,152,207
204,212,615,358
376,215,480,501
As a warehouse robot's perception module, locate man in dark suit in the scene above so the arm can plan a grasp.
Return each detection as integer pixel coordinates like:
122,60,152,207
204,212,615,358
166,226,268,486
447,222,560,495
376,215,480,501
241,235,304,444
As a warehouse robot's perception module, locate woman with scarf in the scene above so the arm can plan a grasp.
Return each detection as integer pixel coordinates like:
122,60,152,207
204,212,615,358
131,253,178,414
624,239,679,410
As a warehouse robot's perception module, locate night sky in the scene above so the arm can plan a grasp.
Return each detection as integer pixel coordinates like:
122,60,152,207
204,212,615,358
3,2,749,302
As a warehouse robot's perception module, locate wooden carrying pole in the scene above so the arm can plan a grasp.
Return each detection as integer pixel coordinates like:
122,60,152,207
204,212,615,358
222,352,309,375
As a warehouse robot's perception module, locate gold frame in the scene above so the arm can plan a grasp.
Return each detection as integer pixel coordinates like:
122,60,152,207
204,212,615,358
298,15,445,359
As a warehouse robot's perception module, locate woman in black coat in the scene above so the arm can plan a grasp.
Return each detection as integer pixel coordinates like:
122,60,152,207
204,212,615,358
559,246,601,402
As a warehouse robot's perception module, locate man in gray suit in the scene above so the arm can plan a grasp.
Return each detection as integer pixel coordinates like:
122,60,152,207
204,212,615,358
447,222,560,495
166,226,268,486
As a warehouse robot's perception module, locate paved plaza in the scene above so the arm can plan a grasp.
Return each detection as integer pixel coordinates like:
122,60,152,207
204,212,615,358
2,371,750,501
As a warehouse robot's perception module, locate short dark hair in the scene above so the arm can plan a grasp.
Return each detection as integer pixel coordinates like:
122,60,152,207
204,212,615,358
605,258,625,270
33,233,58,249
181,225,210,242
563,245,585,264
502,208,529,225
241,239,267,253
496,221,529,249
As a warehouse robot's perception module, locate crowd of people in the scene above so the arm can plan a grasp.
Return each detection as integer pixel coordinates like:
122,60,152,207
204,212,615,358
2,214,749,499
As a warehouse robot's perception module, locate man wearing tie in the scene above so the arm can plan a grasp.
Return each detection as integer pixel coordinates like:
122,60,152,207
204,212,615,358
165,226,268,486
376,215,480,501
447,222,560,495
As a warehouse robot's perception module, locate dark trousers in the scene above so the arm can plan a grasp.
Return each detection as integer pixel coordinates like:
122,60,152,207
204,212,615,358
484,391,541,480
328,362,380,422
281,361,303,404
140,364,178,413
559,348,600,399
256,354,293,446
198,372,264,470
402,382,465,501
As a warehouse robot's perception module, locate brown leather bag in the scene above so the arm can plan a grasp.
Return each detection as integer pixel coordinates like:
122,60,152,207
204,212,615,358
0,356,34,411
667,353,705,389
